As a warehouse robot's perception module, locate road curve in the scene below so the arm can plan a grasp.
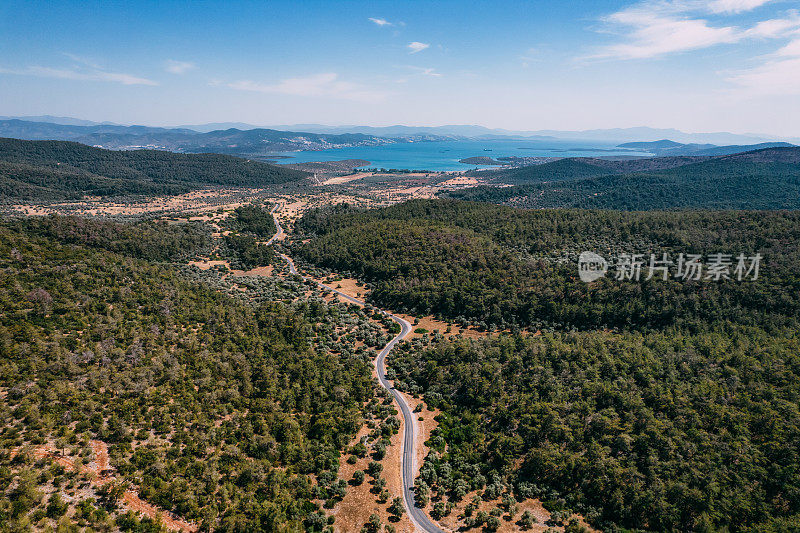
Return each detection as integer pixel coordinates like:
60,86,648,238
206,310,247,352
275,240,446,532
264,202,284,245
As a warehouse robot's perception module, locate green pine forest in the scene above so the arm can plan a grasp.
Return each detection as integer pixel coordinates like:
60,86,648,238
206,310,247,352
0,138,308,202
294,199,800,532
1,192,800,532
449,152,800,210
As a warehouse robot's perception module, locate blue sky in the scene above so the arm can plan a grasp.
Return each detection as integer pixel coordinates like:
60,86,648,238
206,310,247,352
1,0,799,136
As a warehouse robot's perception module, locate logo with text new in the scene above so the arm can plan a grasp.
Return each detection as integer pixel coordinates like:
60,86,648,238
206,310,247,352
578,251,608,283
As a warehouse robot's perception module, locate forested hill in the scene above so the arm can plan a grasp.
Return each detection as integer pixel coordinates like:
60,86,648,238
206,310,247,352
467,154,714,186
450,147,800,210
0,138,308,202
296,199,800,531
295,199,800,331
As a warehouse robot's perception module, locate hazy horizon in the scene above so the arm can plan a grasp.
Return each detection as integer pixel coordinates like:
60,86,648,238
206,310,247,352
2,114,797,142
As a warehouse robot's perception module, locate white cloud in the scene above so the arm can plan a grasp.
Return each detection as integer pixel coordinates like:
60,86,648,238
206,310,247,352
776,38,800,56
406,66,442,77
62,52,102,70
369,17,392,27
419,67,441,77
407,41,430,54
744,11,800,37
165,60,195,74
587,2,800,60
728,37,800,95
728,57,800,95
228,72,387,102
591,7,739,59
0,64,158,85
708,0,772,14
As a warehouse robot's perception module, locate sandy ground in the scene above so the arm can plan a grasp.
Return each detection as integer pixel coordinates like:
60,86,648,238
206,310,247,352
434,491,595,533
188,259,274,278
6,188,276,217
322,172,372,185
439,176,479,186
332,420,417,533
324,277,369,299
279,198,310,222
390,186,430,199
236,265,274,277
188,259,231,271
396,314,494,340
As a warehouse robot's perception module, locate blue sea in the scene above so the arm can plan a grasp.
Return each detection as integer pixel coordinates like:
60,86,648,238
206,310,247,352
270,139,651,171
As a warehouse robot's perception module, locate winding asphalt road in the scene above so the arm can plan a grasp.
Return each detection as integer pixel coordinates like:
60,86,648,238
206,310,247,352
264,202,285,245
270,204,446,533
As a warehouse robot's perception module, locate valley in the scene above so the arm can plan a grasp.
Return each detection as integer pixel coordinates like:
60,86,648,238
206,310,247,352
5,1,800,531
2,132,800,533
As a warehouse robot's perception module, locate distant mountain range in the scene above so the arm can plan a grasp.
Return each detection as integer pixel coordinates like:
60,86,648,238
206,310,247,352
0,116,797,157
0,115,122,127
264,123,536,140
0,119,395,158
617,139,796,157
265,124,796,145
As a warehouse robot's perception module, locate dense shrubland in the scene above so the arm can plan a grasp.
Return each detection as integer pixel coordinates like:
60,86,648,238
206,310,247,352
297,199,800,532
390,326,800,532
448,157,800,210
294,200,800,332
9,214,213,262
224,204,278,239
0,216,388,531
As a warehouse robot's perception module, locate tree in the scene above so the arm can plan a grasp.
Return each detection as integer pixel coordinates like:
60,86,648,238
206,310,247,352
485,515,501,532
519,510,536,530
26,288,53,315
367,461,383,478
46,493,68,519
388,497,404,521
361,514,382,533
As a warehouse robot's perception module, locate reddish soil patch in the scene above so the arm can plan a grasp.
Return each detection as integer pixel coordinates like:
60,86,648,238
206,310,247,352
399,314,492,340
332,423,416,533
233,265,274,277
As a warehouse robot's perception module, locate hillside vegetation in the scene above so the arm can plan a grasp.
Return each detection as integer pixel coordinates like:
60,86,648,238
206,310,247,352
296,199,800,532
0,138,308,202
390,325,800,532
295,199,800,331
452,148,800,210
0,216,391,531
